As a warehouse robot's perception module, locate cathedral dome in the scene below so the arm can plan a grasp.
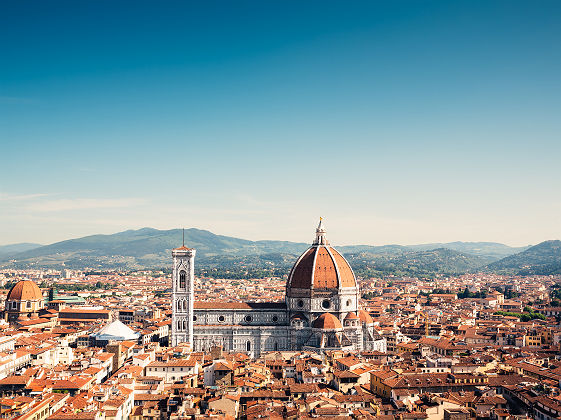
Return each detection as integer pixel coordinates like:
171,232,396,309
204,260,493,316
344,312,359,321
287,219,357,292
358,309,374,324
7,280,42,301
312,313,343,330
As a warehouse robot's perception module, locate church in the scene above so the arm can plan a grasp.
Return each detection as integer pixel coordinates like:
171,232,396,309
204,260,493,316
171,220,386,356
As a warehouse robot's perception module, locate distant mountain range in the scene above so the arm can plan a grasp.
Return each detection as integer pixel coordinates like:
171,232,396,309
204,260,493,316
0,243,42,258
0,228,309,271
484,240,561,275
406,241,529,260
0,227,557,278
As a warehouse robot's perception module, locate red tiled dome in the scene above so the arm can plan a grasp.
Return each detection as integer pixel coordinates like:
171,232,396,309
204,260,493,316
7,280,42,301
288,245,357,290
344,312,360,320
287,220,358,301
312,313,343,330
358,309,374,324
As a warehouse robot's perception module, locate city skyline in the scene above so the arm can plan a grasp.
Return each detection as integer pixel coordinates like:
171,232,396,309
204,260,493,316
2,1,560,246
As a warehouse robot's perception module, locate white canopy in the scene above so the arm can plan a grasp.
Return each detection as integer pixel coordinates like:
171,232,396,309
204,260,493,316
91,319,140,341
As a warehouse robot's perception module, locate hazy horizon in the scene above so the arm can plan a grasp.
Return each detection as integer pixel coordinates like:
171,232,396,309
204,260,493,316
0,224,541,249
2,1,560,247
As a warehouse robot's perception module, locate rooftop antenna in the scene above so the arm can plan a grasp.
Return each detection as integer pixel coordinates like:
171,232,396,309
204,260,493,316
182,228,185,246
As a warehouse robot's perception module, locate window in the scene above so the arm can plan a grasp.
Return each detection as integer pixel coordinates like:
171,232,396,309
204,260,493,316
322,299,331,309
27,301,31,309
177,320,181,330
272,315,278,323
346,299,352,307
193,315,197,322
297,299,304,308
218,315,225,322
246,341,251,351
179,271,186,289
177,300,181,310
245,315,252,323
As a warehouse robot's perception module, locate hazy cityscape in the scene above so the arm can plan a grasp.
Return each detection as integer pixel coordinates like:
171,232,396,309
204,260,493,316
3,1,561,419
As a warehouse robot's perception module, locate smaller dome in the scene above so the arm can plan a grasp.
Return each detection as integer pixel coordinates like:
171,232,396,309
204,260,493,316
7,280,42,301
344,312,360,320
358,309,374,324
312,313,343,330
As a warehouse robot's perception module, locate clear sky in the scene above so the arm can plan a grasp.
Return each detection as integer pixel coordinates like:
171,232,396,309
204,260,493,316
1,1,560,247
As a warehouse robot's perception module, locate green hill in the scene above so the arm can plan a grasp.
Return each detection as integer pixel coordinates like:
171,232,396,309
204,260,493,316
484,240,561,275
0,227,528,277
0,243,42,258
1,228,308,270
407,241,529,260
345,248,492,278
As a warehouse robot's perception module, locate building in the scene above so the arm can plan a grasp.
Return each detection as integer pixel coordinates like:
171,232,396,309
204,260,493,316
171,240,195,347
3,280,45,323
58,308,111,325
171,220,386,356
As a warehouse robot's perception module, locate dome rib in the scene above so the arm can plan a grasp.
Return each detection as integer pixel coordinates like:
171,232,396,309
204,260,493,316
313,246,337,289
330,248,357,288
324,246,341,289
288,247,316,289
310,243,319,289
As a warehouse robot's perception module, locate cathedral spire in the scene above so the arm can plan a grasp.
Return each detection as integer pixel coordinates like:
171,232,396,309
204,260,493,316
313,217,329,245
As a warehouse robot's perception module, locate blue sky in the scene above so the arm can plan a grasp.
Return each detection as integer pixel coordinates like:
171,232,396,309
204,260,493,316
1,0,560,246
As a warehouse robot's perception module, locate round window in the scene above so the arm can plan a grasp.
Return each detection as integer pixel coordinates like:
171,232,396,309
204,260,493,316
346,299,352,307
297,299,304,308
245,315,252,323
322,299,331,309
272,315,278,323
218,315,225,322
193,316,197,322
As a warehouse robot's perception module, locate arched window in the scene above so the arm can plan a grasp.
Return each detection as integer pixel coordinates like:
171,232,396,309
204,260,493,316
183,320,187,330
177,300,181,311
179,271,186,289
274,342,279,351
26,301,31,309
182,300,186,312
246,341,251,352
177,320,182,330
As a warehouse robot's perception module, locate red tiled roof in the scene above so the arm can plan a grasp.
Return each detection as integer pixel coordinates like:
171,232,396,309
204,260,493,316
288,245,357,290
7,280,42,301
312,313,342,330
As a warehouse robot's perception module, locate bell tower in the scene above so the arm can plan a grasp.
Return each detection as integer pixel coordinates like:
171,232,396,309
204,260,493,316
171,231,196,347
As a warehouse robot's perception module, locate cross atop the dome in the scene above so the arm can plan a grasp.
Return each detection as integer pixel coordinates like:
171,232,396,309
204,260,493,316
313,217,329,245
